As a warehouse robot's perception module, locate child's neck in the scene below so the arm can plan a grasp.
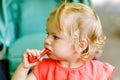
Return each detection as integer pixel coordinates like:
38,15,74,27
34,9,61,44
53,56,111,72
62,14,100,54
58,59,83,68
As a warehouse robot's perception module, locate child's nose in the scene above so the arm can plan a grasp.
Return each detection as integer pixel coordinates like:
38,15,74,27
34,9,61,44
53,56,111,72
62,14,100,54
44,36,52,45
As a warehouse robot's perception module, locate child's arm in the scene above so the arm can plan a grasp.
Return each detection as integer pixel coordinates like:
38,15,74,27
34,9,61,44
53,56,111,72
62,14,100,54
11,62,36,80
11,49,41,80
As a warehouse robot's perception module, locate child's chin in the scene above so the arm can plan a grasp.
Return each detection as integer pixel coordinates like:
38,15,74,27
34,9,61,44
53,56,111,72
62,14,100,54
48,56,57,60
48,55,54,58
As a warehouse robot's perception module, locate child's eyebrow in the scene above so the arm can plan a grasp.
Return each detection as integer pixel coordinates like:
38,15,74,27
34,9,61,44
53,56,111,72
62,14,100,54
51,32,57,35
46,31,57,35
46,28,59,35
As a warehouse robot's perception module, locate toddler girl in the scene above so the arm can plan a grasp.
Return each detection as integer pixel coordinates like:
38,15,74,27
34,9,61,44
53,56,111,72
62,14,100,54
12,2,114,80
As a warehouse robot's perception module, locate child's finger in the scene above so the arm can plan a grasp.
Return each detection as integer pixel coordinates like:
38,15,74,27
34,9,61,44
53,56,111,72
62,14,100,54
34,49,41,59
39,57,43,61
31,49,37,57
26,49,32,56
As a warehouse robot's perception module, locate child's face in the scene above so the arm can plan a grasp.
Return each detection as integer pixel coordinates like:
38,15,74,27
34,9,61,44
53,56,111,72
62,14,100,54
44,23,77,62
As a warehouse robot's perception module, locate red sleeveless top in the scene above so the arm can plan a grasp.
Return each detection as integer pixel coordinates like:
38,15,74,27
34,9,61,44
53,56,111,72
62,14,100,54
33,58,114,80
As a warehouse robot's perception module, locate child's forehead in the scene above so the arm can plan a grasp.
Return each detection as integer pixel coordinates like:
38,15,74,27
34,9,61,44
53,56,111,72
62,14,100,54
48,11,77,28
47,17,63,32
47,20,70,36
46,22,60,33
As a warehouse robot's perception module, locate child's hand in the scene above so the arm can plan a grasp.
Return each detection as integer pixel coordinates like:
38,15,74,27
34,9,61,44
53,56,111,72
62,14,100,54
22,49,42,69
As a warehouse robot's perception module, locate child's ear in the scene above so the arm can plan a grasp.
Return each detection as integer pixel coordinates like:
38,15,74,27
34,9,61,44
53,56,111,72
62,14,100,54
78,39,88,52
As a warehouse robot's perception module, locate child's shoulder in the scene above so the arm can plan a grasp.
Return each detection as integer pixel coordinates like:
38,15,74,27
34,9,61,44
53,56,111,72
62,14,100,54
90,60,114,69
88,60,115,78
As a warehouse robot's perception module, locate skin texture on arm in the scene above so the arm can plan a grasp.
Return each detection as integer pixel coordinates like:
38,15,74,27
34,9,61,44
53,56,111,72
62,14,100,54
11,62,29,80
11,63,37,80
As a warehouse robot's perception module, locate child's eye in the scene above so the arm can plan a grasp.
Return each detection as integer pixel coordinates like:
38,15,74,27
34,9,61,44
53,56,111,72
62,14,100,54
53,35,60,40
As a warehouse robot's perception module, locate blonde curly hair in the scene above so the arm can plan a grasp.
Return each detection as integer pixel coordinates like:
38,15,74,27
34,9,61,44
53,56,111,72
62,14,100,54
47,2,106,61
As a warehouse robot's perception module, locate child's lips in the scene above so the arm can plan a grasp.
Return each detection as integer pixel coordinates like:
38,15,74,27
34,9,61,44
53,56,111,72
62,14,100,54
47,54,52,58
45,48,51,53
47,51,53,57
47,51,51,55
